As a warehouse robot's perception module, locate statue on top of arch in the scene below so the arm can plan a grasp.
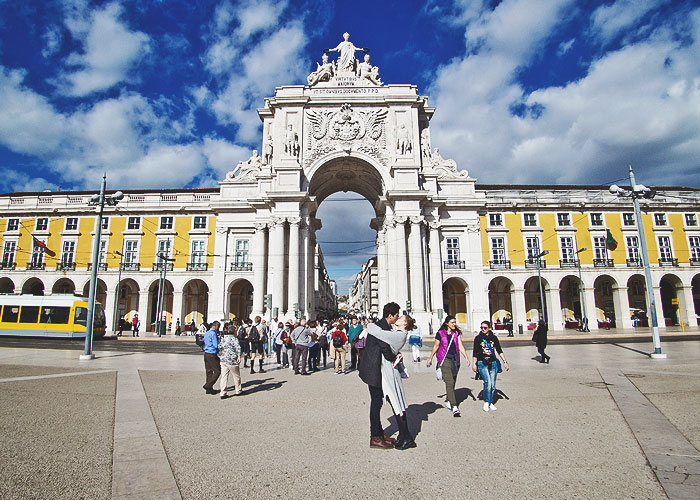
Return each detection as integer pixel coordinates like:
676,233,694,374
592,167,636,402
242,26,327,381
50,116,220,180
307,32,382,87
225,150,262,182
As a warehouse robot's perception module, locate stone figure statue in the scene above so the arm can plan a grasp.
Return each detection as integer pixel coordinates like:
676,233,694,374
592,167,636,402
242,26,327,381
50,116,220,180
430,147,469,179
263,135,273,164
307,53,335,86
226,150,262,181
421,128,432,161
356,54,382,85
284,124,300,157
431,147,444,168
396,123,411,155
328,32,365,73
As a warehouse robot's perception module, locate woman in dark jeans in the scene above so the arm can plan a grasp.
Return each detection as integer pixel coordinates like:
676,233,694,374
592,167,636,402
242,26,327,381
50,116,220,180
533,319,550,363
426,315,471,417
472,321,509,412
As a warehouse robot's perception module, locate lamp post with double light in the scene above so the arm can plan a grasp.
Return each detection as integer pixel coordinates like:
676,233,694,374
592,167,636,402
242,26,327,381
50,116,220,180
111,246,124,333
576,247,589,332
155,252,175,336
81,175,123,360
609,166,665,358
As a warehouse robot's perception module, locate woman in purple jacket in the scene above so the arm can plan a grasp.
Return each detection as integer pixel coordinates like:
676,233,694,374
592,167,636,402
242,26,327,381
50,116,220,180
426,315,471,417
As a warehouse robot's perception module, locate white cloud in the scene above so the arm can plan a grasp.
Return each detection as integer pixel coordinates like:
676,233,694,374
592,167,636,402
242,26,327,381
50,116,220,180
591,0,667,45
235,0,288,40
202,137,251,177
58,2,150,96
0,169,57,194
428,1,700,187
41,25,63,58
557,38,575,56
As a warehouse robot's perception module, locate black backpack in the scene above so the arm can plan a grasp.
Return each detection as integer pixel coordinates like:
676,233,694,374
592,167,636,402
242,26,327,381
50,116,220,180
248,325,260,342
332,332,344,348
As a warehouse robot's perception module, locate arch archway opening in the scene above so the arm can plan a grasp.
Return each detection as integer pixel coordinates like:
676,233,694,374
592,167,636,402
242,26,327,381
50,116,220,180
692,274,700,325
524,276,549,326
22,278,45,296
488,277,513,327
183,279,209,327
659,274,682,326
0,277,15,294
443,277,469,329
559,275,582,326
228,279,253,321
52,277,75,295
594,275,618,329
117,278,140,324
148,279,174,331
82,279,108,308
627,274,647,327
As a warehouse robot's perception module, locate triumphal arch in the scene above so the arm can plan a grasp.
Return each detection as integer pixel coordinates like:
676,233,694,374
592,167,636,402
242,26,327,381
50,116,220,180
212,33,486,330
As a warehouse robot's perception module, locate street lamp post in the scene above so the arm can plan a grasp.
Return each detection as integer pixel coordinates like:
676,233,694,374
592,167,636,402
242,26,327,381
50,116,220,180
155,252,175,336
536,250,549,324
111,246,124,332
576,247,589,332
610,166,665,358
81,175,123,360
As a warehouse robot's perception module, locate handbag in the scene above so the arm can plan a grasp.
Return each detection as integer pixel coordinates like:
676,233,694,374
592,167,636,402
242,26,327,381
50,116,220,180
355,336,366,349
480,334,502,373
435,332,456,381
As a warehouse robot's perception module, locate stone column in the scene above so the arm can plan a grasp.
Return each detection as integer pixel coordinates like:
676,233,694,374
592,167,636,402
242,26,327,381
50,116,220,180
408,216,426,312
548,287,563,331
287,217,300,317
251,223,267,318
377,227,389,308
584,286,598,330
428,222,443,317
269,217,286,317
512,287,527,333
653,286,666,329
300,218,309,318
614,286,634,329
393,216,408,309
681,285,696,327
137,290,150,335
104,285,117,331
171,289,183,330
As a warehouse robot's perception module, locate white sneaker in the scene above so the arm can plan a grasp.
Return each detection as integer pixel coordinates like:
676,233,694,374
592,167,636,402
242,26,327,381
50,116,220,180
489,403,497,411
483,402,489,412
444,400,452,411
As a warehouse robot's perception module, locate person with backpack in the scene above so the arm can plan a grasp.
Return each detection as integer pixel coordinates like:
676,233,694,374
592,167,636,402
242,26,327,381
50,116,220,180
238,320,250,368
248,316,266,374
472,320,509,412
331,321,348,374
317,321,329,367
291,319,313,375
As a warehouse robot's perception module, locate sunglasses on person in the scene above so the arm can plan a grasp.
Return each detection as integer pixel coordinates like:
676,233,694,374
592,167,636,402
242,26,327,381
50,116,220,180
480,326,489,330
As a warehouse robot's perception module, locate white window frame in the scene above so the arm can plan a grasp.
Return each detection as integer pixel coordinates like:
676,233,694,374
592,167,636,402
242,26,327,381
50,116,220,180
30,239,45,266
101,217,109,231
445,237,460,264
490,236,506,263
626,236,640,262
2,240,17,266
36,217,49,231
98,240,108,265
688,236,700,261
65,217,78,231
654,213,667,226
61,240,76,264
590,213,603,226
523,213,537,227
235,239,249,266
488,213,503,227
622,213,635,226
593,236,608,260
124,240,139,264
658,235,673,261
193,216,207,230
685,214,697,227
127,217,141,230
557,213,571,227
190,239,206,264
160,216,174,230
156,238,173,259
560,236,575,263
525,236,541,259
7,218,20,231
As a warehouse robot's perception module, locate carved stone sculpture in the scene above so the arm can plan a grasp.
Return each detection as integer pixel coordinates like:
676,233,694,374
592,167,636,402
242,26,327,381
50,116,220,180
284,124,300,157
430,148,469,179
226,150,262,182
263,135,273,165
307,53,335,86
396,123,412,155
328,32,365,73
356,54,382,86
420,128,432,161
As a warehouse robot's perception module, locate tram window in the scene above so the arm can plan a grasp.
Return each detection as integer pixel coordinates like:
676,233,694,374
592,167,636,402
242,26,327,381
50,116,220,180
74,307,88,326
39,306,70,324
19,306,40,323
2,305,20,322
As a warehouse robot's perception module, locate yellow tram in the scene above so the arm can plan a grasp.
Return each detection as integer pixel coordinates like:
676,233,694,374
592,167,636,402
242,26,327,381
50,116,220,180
0,294,106,338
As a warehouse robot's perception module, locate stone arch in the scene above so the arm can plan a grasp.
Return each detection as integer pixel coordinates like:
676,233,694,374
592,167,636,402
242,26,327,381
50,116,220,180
306,152,390,206
81,279,108,307
117,278,140,323
147,279,174,331
22,277,45,296
659,273,683,326
228,278,253,321
627,274,647,327
182,279,209,327
0,277,15,294
559,275,584,327
488,277,513,326
524,276,549,326
593,274,618,328
52,277,75,295
443,277,470,329
692,274,700,325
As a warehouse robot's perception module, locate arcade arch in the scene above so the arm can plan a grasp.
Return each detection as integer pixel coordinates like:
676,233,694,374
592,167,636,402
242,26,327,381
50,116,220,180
627,274,647,327
22,277,45,296
593,275,618,328
0,277,15,294
52,277,75,294
488,277,513,325
659,274,683,326
183,279,209,326
559,275,582,324
524,276,549,325
443,277,469,329
148,279,174,329
228,279,253,321
117,278,140,322
692,275,700,325
82,279,108,307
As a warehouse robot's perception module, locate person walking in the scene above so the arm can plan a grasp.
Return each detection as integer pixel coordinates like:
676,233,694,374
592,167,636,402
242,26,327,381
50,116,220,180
426,315,471,417
408,321,422,362
472,321,509,412
282,321,294,368
331,321,348,374
347,317,363,370
131,314,140,337
218,324,242,398
291,319,312,375
174,318,181,336
273,322,285,365
117,315,126,337
238,320,250,368
202,321,222,395
308,322,321,372
533,319,550,363
505,313,514,337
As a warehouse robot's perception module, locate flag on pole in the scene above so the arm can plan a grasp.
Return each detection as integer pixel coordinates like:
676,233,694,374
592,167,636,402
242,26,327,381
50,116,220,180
606,229,618,251
32,235,55,257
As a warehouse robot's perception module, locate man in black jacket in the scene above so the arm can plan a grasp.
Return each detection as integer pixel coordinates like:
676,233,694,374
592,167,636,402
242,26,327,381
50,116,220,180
359,302,400,449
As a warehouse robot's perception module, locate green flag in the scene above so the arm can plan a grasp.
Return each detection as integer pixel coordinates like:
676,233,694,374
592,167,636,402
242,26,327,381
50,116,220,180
606,229,618,251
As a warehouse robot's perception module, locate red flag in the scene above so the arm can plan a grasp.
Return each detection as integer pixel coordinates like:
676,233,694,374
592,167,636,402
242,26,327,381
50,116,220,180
606,229,618,251
32,235,55,257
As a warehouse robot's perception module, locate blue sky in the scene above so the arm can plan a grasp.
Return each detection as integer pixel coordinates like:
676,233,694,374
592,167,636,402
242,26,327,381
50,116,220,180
1,0,699,293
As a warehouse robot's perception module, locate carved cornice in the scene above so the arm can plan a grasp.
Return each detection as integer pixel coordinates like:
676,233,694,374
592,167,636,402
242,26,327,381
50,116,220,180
287,216,302,226
254,223,268,231
409,216,424,226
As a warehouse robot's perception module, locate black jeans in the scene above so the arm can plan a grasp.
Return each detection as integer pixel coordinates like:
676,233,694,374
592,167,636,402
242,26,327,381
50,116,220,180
203,353,221,390
309,344,321,370
350,344,358,369
293,345,309,373
275,344,282,364
538,346,548,360
369,385,384,437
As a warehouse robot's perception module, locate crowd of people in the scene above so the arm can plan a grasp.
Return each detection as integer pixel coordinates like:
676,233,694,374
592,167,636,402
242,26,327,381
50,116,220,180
200,304,524,450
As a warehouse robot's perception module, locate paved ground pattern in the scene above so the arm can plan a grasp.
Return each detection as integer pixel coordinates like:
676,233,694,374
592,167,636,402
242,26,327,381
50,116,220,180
0,338,698,499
